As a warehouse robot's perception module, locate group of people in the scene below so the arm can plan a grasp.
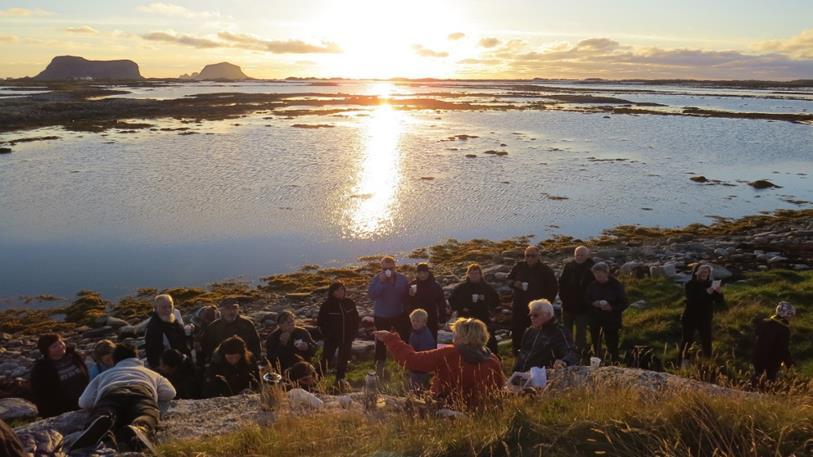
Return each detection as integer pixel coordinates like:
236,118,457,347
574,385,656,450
20,244,799,451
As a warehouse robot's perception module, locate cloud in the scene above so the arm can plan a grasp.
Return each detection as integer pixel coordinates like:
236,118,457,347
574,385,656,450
65,26,99,34
478,37,500,48
458,57,500,65
141,31,342,54
753,29,813,59
136,2,219,19
413,44,449,58
218,32,341,53
0,34,19,43
0,7,51,17
448,32,465,41
142,31,220,48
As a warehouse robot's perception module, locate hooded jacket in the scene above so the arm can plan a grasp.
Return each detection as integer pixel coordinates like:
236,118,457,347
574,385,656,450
558,258,596,314
513,318,579,372
317,296,360,344
448,279,500,324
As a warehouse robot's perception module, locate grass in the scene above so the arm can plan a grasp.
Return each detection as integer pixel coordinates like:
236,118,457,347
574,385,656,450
159,381,813,457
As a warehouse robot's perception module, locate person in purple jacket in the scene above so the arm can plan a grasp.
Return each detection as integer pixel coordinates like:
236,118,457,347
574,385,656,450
368,255,411,376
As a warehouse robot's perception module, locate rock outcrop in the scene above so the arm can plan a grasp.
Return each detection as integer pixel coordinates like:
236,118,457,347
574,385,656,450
192,62,250,81
33,56,143,81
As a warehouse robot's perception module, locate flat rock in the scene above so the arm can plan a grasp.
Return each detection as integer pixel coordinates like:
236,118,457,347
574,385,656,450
0,397,38,420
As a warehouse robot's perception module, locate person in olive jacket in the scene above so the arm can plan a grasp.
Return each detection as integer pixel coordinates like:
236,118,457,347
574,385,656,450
680,264,725,363
558,246,595,352
30,333,89,418
514,299,579,372
407,262,447,339
144,294,191,369
584,262,628,362
507,246,558,354
449,263,500,353
752,302,795,385
317,281,360,385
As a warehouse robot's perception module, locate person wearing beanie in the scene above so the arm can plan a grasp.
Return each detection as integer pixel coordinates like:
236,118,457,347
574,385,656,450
407,263,447,340
29,333,89,418
752,301,796,386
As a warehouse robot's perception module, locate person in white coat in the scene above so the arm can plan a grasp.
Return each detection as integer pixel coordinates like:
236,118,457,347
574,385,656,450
69,344,176,453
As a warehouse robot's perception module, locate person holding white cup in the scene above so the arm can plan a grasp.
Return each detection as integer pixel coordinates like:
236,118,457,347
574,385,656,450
508,246,559,355
448,264,500,353
407,263,447,340
585,262,628,363
368,256,411,376
680,263,725,365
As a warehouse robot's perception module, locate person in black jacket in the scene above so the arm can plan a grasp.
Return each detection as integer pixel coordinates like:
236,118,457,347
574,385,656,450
681,264,724,363
408,263,447,339
449,264,500,353
514,299,579,372
558,246,595,352
158,349,200,399
29,333,89,418
752,302,795,386
201,298,263,368
317,282,359,387
266,310,317,373
144,294,191,369
507,246,558,354
584,262,628,362
203,336,261,397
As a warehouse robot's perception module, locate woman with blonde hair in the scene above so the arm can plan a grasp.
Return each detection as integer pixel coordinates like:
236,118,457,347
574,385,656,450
374,317,505,409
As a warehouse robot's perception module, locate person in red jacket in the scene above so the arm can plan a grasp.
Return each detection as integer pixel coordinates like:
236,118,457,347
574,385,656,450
374,317,505,409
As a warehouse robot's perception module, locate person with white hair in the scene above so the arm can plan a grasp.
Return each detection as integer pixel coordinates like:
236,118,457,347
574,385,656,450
144,294,190,369
752,301,796,385
584,262,628,362
680,263,725,364
513,299,579,372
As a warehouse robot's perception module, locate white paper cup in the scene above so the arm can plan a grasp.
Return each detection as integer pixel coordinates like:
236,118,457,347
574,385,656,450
590,357,601,368
384,269,392,278
522,282,529,291
410,284,417,294
471,294,479,302
184,324,193,336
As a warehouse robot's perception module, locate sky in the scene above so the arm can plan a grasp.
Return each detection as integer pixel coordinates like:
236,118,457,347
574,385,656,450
1,0,812,80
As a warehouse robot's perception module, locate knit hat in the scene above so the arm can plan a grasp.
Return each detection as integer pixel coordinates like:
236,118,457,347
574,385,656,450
416,262,430,273
775,301,796,319
37,333,61,356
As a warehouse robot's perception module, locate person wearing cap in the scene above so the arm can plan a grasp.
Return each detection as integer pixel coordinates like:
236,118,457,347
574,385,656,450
407,262,447,340
144,294,191,369
200,297,262,367
680,264,725,364
558,246,595,353
29,333,89,418
752,302,796,385
584,262,628,362
507,246,558,355
368,255,411,375
449,264,500,353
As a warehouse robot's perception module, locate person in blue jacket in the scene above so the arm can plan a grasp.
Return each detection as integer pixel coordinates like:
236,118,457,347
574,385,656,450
368,255,410,376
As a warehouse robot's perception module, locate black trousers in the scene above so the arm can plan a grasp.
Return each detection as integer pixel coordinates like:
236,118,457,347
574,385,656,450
89,385,160,437
374,315,410,362
322,338,352,380
680,314,712,359
590,324,620,362
511,305,531,354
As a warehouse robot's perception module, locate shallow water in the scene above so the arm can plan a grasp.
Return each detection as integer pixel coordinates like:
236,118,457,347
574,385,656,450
1,81,811,303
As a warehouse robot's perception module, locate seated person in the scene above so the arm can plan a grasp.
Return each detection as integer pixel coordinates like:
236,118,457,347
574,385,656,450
70,344,176,453
203,336,260,397
284,361,318,392
266,311,317,372
514,299,579,372
157,349,199,399
30,333,89,418
86,339,116,380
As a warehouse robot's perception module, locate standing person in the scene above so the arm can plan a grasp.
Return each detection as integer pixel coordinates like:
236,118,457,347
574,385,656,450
317,282,359,389
514,299,579,372
681,264,725,364
201,298,262,367
266,310,317,373
70,344,176,453
558,246,595,353
30,333,89,418
507,246,558,355
86,339,116,380
144,294,190,369
448,264,500,353
407,263,447,340
368,256,411,376
203,336,261,398
407,308,436,391
584,262,628,363
752,302,796,386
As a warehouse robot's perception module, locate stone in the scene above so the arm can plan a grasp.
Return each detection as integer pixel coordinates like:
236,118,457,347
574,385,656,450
629,300,650,310
768,256,788,264
0,397,38,421
105,316,129,329
351,340,375,359
709,264,733,280
494,272,510,280
0,147,11,154
748,180,781,189
619,261,643,276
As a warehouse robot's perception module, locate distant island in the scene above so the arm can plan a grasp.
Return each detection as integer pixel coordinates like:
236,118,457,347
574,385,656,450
179,62,250,81
33,55,142,81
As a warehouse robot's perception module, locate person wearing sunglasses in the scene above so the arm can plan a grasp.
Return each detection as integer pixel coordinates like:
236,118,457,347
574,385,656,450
514,299,578,372
507,246,558,355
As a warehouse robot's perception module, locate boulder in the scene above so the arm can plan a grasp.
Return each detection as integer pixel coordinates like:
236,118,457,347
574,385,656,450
629,300,650,310
619,261,643,276
0,397,38,421
351,340,375,359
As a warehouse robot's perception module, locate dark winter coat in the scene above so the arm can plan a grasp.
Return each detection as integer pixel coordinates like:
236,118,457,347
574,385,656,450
203,355,260,397
29,348,89,418
683,279,725,321
558,258,595,314
513,319,579,372
201,316,263,365
266,327,317,372
408,274,448,327
584,277,629,329
317,297,360,344
448,279,500,324
507,261,558,309
753,316,792,371
144,313,190,368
